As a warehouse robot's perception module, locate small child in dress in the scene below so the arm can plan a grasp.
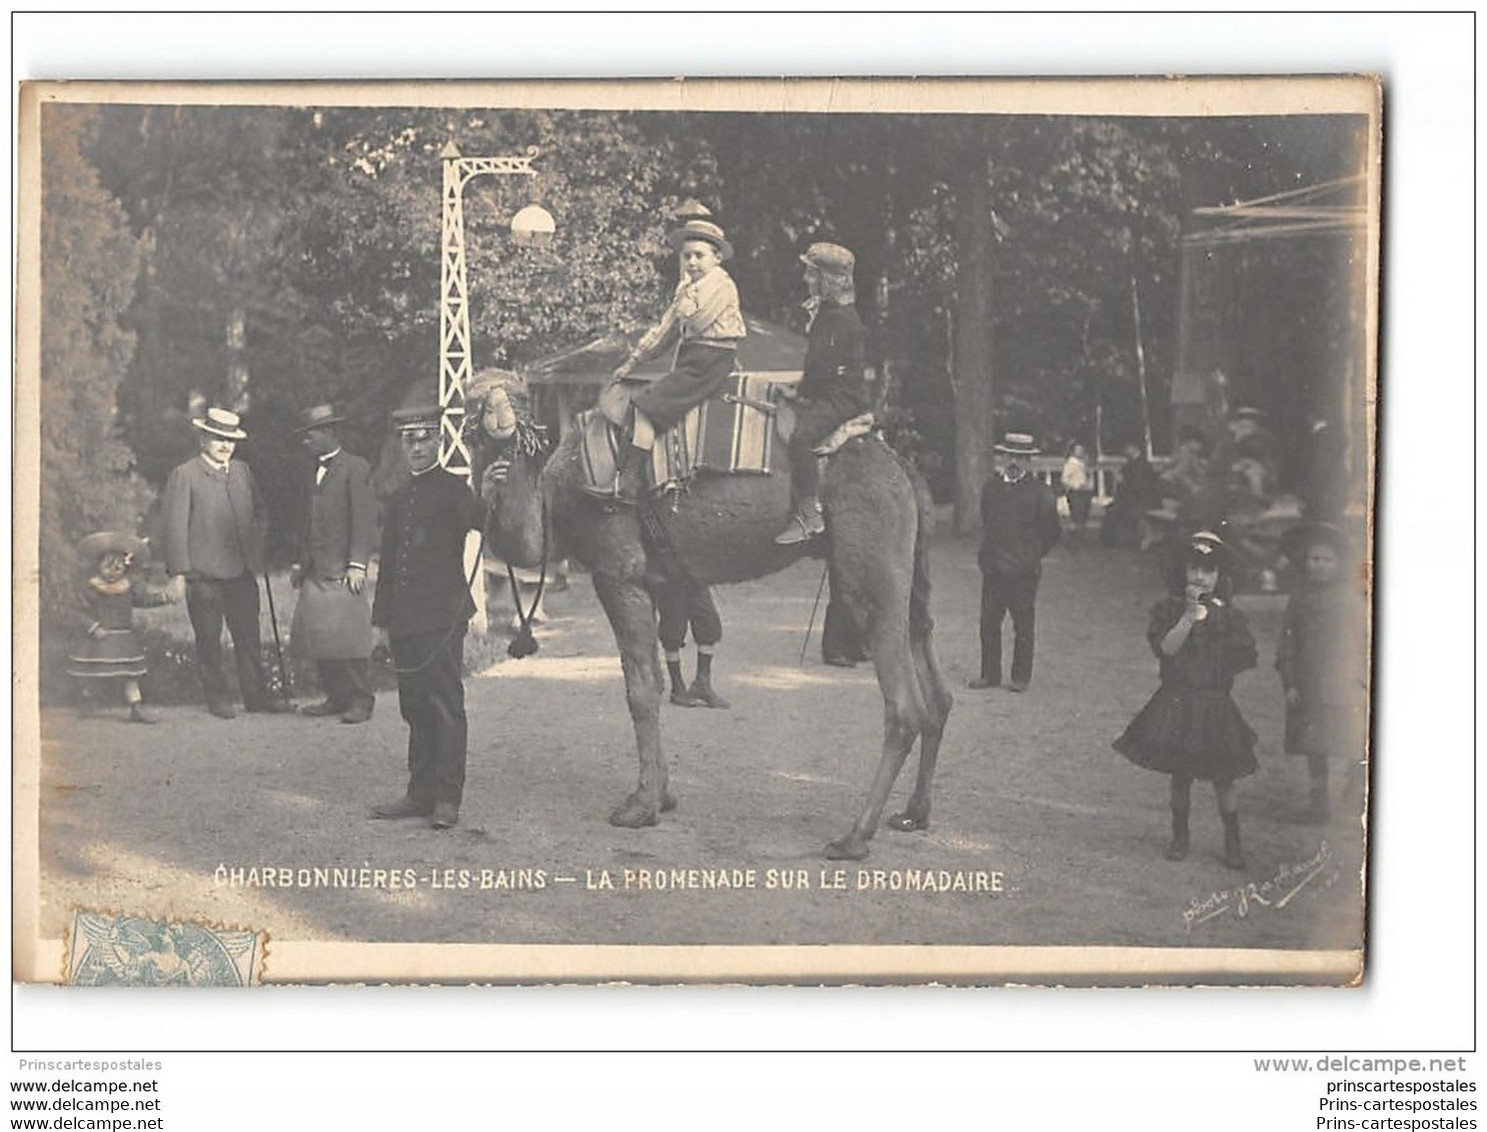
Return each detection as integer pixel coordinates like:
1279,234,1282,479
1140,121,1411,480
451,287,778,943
1114,530,1258,869
67,532,170,723
1275,521,1369,823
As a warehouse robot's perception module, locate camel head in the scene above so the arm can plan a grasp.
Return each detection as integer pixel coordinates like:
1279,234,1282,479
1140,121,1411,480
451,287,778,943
467,368,549,570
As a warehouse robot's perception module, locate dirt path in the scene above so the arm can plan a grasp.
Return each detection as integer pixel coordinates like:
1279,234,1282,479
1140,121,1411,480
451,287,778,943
33,524,1366,966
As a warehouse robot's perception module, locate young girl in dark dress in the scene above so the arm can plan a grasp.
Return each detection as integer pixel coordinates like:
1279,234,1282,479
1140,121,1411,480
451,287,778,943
1275,522,1369,824
1114,530,1258,869
67,532,170,723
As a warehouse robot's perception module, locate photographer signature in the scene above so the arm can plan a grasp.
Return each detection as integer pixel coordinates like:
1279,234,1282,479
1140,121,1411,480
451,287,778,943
1181,842,1335,933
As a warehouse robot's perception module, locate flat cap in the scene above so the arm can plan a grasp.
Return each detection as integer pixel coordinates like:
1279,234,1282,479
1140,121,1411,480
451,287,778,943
391,404,442,433
800,242,855,274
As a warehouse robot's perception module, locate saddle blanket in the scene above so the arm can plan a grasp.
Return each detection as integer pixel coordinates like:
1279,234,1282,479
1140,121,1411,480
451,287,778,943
579,373,784,499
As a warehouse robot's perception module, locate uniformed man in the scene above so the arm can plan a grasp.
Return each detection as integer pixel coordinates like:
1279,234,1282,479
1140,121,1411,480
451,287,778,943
775,241,871,544
369,405,490,830
289,403,378,724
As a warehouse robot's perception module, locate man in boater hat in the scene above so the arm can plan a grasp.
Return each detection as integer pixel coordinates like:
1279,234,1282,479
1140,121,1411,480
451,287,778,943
161,407,291,719
970,432,1061,693
369,404,491,830
289,403,378,724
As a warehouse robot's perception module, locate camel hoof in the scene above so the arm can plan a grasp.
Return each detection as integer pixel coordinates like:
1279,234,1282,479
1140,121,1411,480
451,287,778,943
887,810,930,833
609,800,659,828
661,790,678,813
824,835,870,862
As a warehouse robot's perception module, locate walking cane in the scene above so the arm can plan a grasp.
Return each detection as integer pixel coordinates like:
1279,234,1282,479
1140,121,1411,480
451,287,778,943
799,560,830,667
262,573,293,704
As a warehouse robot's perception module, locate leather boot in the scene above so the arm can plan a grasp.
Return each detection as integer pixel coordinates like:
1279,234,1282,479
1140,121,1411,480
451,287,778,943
1221,812,1245,870
1164,805,1190,861
686,674,730,710
774,496,825,545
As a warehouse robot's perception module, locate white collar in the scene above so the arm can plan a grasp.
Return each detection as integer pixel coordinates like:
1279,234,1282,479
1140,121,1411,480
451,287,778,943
200,453,231,474
318,447,342,464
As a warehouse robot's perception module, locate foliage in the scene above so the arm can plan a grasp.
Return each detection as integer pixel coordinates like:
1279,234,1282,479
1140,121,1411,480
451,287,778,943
37,106,152,626
73,102,1366,539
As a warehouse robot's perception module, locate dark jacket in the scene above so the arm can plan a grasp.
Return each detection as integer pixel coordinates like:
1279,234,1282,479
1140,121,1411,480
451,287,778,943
797,301,869,419
978,473,1060,577
161,455,267,580
297,449,378,580
371,468,488,638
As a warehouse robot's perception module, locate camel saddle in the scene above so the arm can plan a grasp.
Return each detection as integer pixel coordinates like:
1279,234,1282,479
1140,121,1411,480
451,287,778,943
581,374,796,500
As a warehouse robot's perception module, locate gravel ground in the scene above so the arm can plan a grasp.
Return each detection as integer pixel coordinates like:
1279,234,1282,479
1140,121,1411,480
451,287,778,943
28,518,1368,981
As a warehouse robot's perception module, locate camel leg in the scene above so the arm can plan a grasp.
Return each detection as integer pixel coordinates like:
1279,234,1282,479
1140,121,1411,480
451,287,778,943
887,631,954,833
825,620,925,861
590,573,673,828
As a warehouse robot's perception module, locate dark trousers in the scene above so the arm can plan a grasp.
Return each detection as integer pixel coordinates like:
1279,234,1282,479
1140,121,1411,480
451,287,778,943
978,570,1041,685
787,403,844,499
1067,489,1094,531
316,658,373,712
186,574,269,708
391,627,467,809
656,583,722,651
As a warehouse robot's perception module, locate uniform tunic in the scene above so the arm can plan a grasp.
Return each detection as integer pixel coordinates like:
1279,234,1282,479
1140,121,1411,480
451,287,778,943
371,466,489,809
1114,596,1259,782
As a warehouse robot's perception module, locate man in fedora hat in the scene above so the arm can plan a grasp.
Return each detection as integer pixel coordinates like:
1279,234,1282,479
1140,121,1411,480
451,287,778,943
610,213,747,500
370,404,492,830
775,241,871,545
289,404,378,724
971,432,1061,693
161,407,291,718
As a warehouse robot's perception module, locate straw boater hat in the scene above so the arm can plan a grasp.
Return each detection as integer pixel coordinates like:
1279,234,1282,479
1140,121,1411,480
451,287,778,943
993,432,1041,457
192,407,248,441
78,531,147,562
1232,406,1266,422
1280,520,1352,566
391,404,442,436
666,218,733,262
800,242,855,276
294,403,346,433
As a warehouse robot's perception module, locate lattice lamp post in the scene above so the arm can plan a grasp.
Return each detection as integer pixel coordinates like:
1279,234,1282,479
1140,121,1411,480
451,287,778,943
438,141,555,477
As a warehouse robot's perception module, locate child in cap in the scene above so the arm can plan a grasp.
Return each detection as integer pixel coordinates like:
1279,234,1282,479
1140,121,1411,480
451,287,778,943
67,532,171,723
1114,530,1259,869
610,216,746,499
1275,521,1369,823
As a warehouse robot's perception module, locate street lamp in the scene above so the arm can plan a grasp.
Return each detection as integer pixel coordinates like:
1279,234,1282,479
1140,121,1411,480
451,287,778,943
438,141,555,477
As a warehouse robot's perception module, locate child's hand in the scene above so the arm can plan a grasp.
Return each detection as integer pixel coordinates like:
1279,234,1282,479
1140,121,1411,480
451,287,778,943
1285,687,1301,707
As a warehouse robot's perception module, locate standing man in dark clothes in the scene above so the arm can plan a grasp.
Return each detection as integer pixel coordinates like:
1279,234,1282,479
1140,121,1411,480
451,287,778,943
289,403,379,724
370,405,490,830
775,242,871,545
971,432,1062,693
161,407,292,719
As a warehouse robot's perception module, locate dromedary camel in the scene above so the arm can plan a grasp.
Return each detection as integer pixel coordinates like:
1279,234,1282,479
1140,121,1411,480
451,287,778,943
472,379,953,860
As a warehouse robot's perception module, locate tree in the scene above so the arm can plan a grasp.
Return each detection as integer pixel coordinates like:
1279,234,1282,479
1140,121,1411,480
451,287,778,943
38,106,149,623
